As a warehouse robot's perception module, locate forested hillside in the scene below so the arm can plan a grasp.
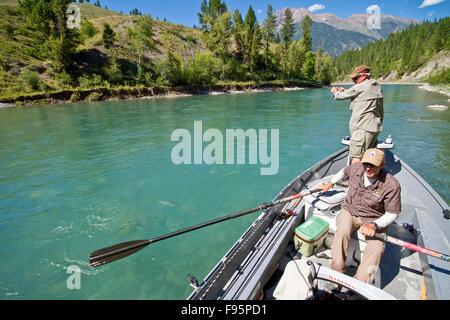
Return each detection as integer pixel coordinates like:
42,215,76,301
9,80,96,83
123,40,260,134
0,0,332,103
0,0,207,100
3,0,445,105
195,1,332,84
332,17,449,84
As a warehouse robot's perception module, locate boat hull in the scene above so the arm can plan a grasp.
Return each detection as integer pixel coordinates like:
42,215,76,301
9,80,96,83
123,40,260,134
187,147,450,300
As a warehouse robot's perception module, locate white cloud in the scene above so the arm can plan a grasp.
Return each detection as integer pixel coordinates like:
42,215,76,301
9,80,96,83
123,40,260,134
366,5,380,12
257,9,262,14
419,0,446,8
308,4,325,12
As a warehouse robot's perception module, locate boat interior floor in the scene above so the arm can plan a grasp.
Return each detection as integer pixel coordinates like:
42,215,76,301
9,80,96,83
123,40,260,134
264,175,424,300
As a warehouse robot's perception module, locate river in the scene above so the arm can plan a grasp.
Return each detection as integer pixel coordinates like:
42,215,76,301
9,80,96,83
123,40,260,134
0,84,448,299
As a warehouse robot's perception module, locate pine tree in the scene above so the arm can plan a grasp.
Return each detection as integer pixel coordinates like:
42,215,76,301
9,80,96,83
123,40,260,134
262,5,277,67
198,0,210,31
209,12,232,61
19,0,82,72
243,6,261,72
198,0,227,32
301,15,312,52
102,23,115,49
432,20,446,52
286,40,305,79
126,15,155,83
232,9,245,61
209,0,227,20
280,8,295,48
303,51,316,80
316,49,333,85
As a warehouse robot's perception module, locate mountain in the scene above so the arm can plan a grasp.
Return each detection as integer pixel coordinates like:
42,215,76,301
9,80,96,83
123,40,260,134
332,17,449,83
296,20,379,57
275,8,421,56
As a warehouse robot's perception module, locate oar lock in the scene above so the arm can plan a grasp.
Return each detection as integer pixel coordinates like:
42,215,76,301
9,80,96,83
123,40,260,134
443,209,450,220
187,274,199,289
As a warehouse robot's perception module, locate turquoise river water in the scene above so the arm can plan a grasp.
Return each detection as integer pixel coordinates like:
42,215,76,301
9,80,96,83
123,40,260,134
0,85,448,299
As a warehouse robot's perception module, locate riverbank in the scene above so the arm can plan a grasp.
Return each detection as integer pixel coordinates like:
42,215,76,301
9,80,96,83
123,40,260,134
332,80,428,85
0,80,326,107
333,80,450,101
418,83,450,99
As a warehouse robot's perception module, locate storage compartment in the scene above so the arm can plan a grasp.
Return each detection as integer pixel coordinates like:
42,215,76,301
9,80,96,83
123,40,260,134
294,216,329,257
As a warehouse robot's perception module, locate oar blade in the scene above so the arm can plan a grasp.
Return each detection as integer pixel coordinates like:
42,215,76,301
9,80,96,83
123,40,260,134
90,240,150,267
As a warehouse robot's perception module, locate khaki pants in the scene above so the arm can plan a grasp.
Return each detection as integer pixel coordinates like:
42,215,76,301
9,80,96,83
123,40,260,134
349,128,379,158
331,209,385,284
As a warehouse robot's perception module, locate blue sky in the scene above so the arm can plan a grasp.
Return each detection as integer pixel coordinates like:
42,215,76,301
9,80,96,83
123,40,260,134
98,0,449,26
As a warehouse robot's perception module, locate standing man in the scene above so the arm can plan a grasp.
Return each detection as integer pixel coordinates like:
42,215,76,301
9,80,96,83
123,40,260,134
331,65,384,164
316,148,401,284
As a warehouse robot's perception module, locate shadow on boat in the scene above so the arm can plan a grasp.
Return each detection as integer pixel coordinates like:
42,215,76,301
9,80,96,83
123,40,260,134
384,150,402,176
379,222,421,290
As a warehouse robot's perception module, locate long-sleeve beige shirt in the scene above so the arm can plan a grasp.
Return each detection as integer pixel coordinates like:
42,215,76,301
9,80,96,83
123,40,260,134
333,79,384,133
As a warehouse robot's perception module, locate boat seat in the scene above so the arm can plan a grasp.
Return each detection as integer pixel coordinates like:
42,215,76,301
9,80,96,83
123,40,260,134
304,188,347,234
305,189,347,212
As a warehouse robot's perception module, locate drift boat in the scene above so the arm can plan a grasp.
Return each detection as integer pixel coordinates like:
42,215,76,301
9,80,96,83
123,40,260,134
187,137,450,300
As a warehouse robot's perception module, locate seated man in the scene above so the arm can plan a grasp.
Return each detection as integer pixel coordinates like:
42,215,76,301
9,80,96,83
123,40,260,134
316,148,401,283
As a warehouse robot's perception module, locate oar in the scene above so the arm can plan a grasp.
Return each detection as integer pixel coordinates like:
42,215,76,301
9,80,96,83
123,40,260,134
89,188,321,267
374,234,450,262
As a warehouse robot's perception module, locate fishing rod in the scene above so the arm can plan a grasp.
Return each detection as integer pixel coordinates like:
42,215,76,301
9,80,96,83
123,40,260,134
89,188,320,267
374,234,450,262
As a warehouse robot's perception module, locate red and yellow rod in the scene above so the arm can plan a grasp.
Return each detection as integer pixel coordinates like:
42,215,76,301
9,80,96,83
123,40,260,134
376,235,450,262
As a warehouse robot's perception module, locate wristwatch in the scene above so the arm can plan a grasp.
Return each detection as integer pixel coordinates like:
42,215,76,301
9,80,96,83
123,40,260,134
370,222,379,231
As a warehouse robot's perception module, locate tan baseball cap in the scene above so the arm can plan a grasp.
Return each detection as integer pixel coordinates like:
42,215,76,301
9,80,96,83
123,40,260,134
348,65,371,79
361,148,385,167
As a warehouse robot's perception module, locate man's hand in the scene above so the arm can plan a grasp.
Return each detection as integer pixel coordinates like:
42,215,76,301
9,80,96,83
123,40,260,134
331,87,346,94
314,182,334,193
359,224,377,237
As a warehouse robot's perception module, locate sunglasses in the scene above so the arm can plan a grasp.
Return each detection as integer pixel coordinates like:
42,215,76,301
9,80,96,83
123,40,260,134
362,163,376,168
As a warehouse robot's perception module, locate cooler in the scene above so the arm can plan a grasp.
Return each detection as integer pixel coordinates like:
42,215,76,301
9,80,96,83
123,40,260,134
294,216,329,257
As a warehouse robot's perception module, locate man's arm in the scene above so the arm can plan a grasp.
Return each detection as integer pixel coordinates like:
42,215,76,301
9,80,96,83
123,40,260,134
315,168,346,192
373,212,399,229
331,86,360,100
360,184,401,237
360,212,399,237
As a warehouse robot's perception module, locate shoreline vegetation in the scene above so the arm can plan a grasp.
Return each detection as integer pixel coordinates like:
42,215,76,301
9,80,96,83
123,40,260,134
0,2,448,107
0,80,326,107
1,81,449,108
0,2,336,107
